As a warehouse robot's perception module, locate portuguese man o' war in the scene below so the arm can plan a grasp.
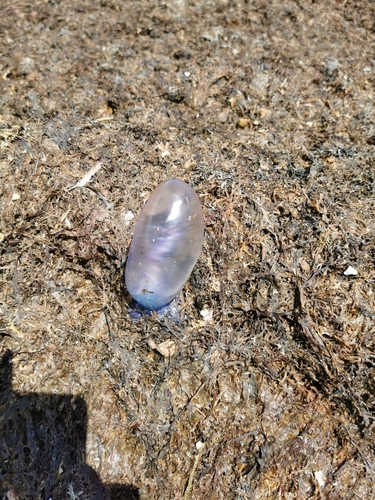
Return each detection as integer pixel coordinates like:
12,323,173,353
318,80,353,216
125,178,204,310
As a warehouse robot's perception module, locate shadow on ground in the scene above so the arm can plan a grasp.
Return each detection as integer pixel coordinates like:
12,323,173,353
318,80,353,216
0,350,139,500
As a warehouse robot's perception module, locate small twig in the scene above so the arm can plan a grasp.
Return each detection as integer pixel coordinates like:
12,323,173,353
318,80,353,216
66,162,103,192
184,442,206,499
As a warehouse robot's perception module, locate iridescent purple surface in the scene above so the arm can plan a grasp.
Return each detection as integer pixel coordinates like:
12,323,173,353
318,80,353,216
125,179,204,310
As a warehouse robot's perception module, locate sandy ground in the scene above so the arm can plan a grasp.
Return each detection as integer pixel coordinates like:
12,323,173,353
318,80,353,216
1,0,375,498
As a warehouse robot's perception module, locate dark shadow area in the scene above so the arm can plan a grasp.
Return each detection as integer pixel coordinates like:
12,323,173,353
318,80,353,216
0,350,139,500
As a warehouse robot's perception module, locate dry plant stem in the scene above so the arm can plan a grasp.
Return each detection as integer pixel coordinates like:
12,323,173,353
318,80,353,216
183,443,206,500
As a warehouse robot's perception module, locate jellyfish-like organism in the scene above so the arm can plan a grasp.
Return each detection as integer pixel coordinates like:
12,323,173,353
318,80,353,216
125,179,204,310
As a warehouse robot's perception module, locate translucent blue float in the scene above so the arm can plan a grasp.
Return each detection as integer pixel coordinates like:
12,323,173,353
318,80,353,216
125,179,204,310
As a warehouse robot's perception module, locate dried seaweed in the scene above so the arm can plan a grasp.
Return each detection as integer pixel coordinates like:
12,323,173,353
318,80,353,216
1,0,375,498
